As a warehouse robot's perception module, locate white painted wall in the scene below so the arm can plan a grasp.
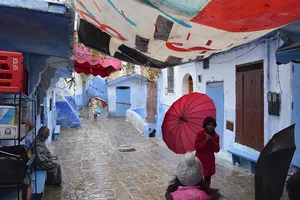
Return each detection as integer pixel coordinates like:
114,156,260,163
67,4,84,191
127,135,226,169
44,87,56,145
67,72,83,96
160,62,197,105
158,38,292,153
108,77,147,114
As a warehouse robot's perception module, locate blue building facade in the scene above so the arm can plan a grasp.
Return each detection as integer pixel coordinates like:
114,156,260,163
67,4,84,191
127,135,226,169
87,76,108,102
0,0,74,145
107,74,148,117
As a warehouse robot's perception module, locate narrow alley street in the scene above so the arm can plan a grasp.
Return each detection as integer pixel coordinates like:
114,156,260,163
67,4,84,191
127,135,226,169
1,1,300,200
44,109,288,200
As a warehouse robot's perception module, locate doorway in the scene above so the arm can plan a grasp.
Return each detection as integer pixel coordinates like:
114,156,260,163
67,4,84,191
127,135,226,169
182,74,193,95
206,81,224,149
189,76,193,94
236,61,264,151
116,86,131,116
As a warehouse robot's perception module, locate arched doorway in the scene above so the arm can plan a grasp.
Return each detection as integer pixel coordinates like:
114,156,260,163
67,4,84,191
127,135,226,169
182,74,193,95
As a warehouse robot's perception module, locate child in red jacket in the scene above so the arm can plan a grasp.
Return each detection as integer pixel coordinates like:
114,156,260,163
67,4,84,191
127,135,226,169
195,116,220,187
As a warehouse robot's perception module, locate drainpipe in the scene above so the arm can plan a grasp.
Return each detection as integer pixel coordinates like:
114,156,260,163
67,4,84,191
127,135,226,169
263,38,270,146
266,40,270,83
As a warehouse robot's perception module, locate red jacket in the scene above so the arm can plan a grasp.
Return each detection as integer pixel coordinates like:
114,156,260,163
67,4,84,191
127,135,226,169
195,129,220,176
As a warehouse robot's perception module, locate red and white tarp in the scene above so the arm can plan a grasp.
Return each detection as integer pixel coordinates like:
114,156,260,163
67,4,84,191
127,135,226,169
73,0,300,68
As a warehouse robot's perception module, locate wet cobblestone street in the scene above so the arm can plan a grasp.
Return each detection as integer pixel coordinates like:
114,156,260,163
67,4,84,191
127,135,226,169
45,109,288,200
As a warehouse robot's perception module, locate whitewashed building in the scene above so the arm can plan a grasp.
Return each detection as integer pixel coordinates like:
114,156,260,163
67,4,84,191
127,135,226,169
156,36,299,168
107,74,148,117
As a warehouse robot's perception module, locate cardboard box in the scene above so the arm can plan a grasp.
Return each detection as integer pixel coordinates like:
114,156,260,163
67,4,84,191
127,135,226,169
0,106,27,125
0,124,26,139
0,106,17,125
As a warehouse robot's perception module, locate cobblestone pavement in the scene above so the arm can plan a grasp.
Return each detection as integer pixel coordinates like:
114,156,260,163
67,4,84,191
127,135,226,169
45,109,288,200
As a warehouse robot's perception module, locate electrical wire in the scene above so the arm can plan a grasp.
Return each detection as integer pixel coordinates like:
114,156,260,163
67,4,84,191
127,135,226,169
209,35,279,64
209,43,261,64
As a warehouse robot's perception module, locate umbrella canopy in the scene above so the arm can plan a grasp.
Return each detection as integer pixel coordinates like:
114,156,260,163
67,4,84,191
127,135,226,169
255,124,296,200
73,0,300,68
72,45,122,77
89,97,107,108
162,92,216,154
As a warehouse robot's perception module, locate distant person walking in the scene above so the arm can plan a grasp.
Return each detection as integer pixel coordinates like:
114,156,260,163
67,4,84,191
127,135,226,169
88,98,98,119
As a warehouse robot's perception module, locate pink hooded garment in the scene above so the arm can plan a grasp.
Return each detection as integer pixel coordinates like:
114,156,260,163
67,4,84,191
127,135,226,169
171,186,209,200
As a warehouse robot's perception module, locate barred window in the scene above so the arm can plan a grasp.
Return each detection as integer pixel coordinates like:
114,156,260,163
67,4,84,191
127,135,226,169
167,67,174,92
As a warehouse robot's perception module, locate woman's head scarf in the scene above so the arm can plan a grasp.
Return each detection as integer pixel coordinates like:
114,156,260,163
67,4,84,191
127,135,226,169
37,126,50,142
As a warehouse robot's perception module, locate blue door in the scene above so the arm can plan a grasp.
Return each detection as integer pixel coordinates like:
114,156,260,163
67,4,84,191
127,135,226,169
292,64,300,167
116,86,131,117
206,82,225,149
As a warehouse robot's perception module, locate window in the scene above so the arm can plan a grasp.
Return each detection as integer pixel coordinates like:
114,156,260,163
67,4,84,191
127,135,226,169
167,67,174,92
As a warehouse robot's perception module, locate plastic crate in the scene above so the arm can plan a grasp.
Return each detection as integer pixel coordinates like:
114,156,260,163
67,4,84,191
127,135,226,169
0,51,24,93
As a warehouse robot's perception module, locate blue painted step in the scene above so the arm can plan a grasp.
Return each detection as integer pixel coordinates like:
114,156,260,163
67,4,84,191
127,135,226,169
53,125,61,141
228,147,260,174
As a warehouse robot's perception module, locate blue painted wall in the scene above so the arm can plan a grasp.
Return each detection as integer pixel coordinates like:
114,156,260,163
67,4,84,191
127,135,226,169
54,76,83,128
107,74,148,117
292,63,300,167
0,1,74,148
74,94,83,110
156,103,170,138
23,54,49,96
87,76,108,102
74,80,89,110
65,96,78,111
55,98,82,128
206,82,225,149
0,0,74,58
132,107,146,119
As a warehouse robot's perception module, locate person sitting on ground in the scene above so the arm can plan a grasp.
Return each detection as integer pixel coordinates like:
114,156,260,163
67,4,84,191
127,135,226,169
165,152,221,200
32,126,62,186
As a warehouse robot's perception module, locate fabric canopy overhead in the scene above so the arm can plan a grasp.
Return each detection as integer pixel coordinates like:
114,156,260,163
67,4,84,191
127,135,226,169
72,45,122,77
73,0,300,68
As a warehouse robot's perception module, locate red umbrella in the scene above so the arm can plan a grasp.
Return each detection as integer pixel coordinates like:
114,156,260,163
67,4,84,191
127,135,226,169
89,97,107,108
162,92,216,154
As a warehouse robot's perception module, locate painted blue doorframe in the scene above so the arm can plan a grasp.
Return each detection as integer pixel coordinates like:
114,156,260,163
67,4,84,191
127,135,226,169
206,81,225,149
292,63,300,167
116,86,131,117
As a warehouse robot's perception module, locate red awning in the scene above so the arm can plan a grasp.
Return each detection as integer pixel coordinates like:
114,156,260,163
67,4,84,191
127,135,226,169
72,45,122,77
